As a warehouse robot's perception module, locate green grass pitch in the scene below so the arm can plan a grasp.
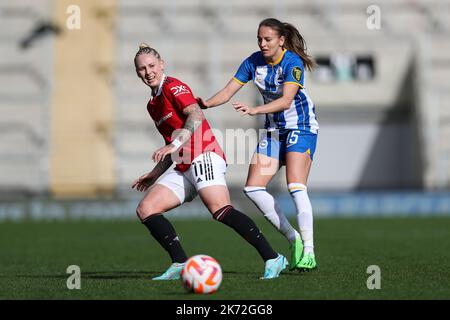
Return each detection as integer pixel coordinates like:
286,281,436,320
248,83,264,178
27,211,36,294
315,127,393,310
1,216,449,299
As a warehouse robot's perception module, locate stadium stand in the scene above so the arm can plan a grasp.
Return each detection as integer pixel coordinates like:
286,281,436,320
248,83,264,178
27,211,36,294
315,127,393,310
0,0,52,195
0,0,449,197
114,0,450,192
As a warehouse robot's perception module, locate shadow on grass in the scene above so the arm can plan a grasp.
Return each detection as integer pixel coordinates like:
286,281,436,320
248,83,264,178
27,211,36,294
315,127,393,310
223,270,308,277
6,268,310,281
9,271,155,280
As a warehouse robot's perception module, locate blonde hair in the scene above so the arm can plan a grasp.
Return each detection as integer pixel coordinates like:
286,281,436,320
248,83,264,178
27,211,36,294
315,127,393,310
134,43,161,66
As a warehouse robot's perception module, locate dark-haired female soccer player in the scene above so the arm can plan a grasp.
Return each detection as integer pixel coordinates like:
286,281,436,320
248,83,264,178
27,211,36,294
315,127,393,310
132,43,287,280
198,18,319,271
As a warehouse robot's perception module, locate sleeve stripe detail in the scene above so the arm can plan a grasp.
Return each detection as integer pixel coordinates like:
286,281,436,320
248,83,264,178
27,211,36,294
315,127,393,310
284,81,304,88
232,77,247,85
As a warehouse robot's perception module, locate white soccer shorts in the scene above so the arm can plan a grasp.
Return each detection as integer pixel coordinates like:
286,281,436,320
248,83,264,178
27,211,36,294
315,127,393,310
156,151,227,204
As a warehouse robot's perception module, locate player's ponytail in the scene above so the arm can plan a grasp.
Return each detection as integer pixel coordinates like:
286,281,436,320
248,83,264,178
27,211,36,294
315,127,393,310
259,18,316,71
134,42,161,67
282,22,316,71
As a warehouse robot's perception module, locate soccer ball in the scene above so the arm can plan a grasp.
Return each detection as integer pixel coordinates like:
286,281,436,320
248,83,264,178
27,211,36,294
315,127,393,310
181,254,222,294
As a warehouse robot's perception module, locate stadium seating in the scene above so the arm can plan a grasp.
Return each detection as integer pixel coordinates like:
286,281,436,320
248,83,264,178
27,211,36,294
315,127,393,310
113,0,450,191
0,0,52,194
0,0,449,195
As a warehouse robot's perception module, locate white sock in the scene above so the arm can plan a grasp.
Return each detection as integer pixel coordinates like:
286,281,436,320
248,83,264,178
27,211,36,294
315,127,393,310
244,186,300,244
288,183,314,255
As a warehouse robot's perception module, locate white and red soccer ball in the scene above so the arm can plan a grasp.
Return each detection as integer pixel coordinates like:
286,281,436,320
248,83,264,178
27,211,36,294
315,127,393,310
181,254,222,294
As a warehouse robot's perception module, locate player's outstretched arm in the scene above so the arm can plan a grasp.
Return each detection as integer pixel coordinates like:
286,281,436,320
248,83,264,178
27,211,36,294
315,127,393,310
233,83,299,116
199,79,243,109
132,155,173,192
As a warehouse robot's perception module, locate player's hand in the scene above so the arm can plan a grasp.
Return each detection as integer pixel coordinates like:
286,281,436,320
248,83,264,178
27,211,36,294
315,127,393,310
132,172,157,192
196,97,208,109
232,102,257,116
152,144,178,163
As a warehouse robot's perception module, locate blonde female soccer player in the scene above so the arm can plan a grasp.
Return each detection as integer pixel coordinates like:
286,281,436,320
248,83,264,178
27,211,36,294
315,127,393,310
132,43,287,280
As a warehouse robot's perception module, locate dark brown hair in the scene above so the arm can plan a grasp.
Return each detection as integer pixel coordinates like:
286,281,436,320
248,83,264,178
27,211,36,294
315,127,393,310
259,18,316,71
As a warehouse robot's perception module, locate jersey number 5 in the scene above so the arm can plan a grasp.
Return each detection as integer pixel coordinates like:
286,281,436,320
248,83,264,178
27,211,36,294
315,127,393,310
288,130,300,145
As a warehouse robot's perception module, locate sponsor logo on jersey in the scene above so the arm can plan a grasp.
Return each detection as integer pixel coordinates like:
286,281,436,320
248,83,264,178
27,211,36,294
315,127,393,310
156,112,173,126
255,67,265,84
274,67,284,86
292,67,302,81
170,85,190,97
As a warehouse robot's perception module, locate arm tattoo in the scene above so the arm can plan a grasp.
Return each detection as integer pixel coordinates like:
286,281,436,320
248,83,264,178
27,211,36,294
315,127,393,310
183,104,204,134
171,104,205,145
152,155,173,177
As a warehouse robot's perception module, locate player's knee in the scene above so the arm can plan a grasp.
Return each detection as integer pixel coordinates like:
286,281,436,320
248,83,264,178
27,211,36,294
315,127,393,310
200,187,231,214
136,201,160,221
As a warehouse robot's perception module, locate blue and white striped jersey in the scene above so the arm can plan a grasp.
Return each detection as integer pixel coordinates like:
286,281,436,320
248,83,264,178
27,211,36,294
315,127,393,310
233,49,319,134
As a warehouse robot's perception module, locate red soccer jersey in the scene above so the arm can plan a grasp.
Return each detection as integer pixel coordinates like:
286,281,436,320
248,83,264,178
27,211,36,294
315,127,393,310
147,76,225,172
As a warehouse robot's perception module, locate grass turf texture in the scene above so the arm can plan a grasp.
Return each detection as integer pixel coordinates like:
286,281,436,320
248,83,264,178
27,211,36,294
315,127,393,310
0,217,449,300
